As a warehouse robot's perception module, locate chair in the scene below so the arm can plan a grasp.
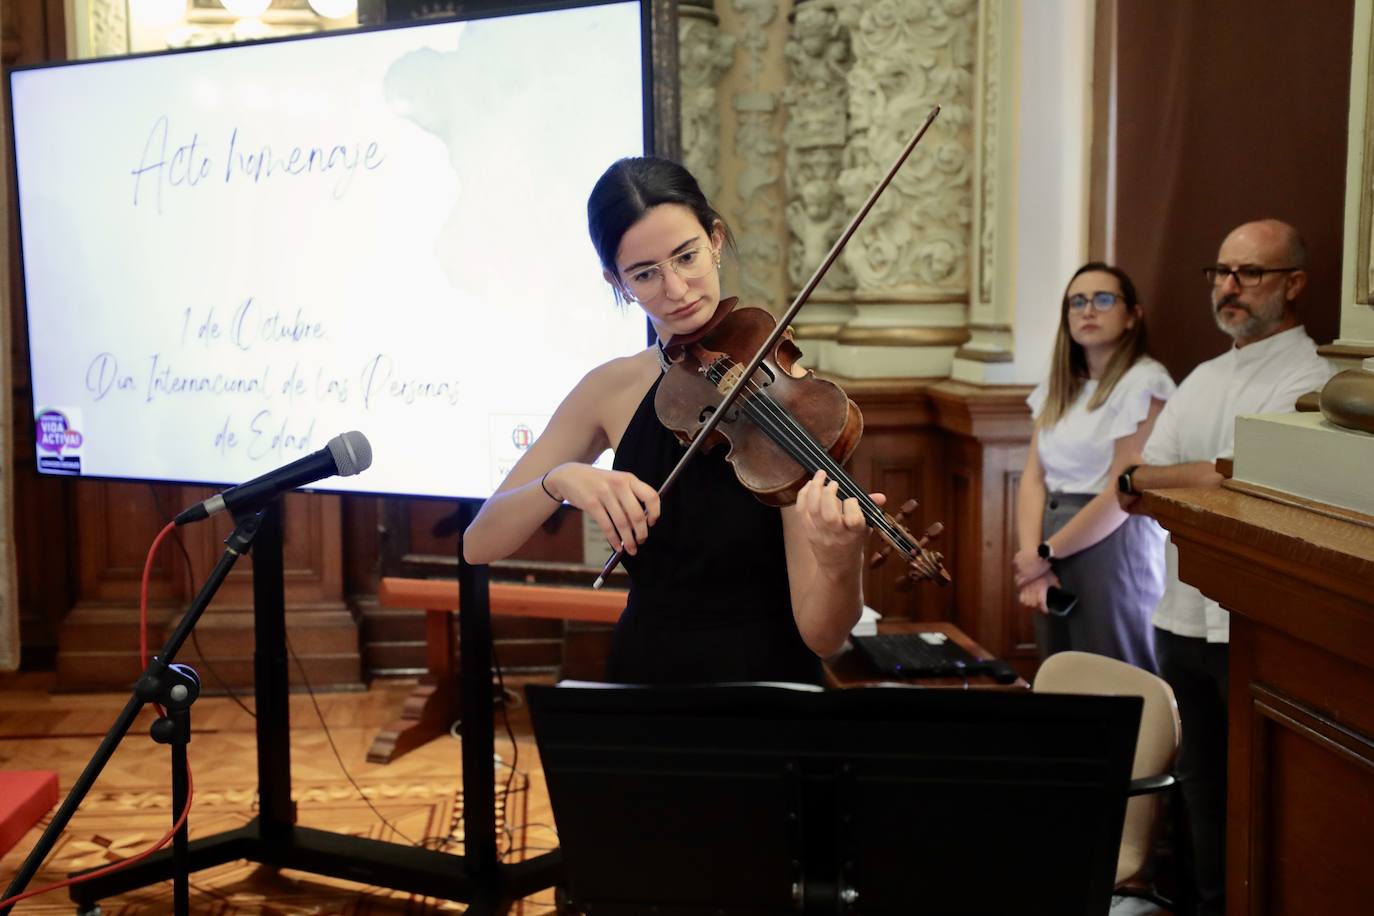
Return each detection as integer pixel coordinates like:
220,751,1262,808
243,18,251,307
1033,651,1181,909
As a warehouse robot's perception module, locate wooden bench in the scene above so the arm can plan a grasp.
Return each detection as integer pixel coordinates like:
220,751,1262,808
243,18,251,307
366,576,626,763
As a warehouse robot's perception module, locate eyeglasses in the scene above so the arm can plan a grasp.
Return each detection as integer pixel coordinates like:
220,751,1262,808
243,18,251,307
620,245,717,300
1065,291,1123,312
1202,265,1301,287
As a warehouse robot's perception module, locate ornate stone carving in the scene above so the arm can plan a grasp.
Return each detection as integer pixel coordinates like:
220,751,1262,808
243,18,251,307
835,0,975,300
731,0,784,307
85,0,131,57
977,0,999,305
783,0,854,294
680,2,736,202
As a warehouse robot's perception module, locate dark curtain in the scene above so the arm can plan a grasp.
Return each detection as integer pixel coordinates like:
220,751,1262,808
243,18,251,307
1113,0,1353,383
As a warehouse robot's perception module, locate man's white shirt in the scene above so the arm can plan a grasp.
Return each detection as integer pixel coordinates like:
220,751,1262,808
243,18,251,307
1142,325,1334,643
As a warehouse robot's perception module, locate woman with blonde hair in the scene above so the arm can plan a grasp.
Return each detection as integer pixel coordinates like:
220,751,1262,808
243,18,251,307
1013,262,1175,671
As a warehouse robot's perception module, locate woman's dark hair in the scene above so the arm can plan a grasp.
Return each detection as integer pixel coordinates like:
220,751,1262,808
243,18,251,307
587,157,734,302
1039,261,1150,427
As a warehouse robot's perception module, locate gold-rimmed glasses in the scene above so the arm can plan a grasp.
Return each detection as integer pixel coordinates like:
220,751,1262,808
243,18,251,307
620,245,717,301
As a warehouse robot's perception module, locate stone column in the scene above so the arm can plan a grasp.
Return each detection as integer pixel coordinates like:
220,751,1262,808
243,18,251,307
783,0,856,364
717,0,789,309
952,0,1017,382
679,0,737,202
826,0,977,379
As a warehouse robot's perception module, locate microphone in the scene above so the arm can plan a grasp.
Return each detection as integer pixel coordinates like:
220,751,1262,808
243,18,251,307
174,431,372,525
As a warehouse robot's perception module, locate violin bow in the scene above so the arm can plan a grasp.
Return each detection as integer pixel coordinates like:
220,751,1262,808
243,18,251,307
593,105,941,588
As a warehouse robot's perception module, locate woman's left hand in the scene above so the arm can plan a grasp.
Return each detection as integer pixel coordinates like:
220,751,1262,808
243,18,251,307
1012,545,1051,586
795,470,882,572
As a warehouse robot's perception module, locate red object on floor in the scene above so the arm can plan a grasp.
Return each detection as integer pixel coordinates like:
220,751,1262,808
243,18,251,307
0,770,59,856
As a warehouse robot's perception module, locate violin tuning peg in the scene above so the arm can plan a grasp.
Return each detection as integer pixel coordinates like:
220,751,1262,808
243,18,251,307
898,498,919,517
923,522,944,540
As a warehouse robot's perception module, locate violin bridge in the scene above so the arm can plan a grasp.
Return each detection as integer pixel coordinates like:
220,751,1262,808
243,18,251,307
714,361,745,397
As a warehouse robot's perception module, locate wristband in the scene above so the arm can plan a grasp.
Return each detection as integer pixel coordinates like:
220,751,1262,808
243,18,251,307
1037,541,1054,561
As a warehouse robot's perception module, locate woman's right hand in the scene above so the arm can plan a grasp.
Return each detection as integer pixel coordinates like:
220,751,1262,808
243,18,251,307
1017,571,1061,614
544,463,661,556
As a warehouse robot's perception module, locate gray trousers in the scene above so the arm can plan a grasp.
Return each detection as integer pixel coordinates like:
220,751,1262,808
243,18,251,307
1033,492,1166,673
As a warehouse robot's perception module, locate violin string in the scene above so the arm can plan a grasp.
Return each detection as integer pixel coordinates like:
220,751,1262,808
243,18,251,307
734,384,940,572
708,360,896,532
706,360,863,501
743,389,912,548
703,357,943,574
708,359,919,554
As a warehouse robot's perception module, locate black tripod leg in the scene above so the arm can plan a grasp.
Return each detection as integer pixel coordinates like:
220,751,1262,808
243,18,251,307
171,708,190,916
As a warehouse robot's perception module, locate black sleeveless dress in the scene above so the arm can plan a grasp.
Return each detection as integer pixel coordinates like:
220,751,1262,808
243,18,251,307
605,372,823,686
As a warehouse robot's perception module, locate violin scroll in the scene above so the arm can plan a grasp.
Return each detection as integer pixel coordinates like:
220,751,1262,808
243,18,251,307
869,497,951,586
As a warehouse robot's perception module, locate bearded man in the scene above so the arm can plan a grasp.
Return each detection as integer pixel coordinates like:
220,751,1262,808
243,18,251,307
1115,218,1334,916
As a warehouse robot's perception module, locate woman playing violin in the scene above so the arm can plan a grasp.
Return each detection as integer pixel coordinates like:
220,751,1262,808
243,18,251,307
463,157,881,685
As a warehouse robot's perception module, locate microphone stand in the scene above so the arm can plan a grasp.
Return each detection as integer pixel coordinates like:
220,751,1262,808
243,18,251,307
11,498,561,915
0,509,267,916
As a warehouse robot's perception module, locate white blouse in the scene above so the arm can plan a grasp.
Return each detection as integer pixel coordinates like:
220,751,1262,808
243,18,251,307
1027,357,1176,494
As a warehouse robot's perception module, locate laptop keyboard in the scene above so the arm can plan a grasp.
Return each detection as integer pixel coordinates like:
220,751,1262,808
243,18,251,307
851,632,979,678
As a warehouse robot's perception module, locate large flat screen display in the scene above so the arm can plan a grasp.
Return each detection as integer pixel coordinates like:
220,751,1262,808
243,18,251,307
9,0,649,501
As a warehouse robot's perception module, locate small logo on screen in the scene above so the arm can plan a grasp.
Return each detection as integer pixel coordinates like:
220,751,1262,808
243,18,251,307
35,408,83,476
511,424,534,450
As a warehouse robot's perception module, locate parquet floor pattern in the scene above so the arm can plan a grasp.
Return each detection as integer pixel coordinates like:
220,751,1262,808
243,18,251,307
0,672,560,914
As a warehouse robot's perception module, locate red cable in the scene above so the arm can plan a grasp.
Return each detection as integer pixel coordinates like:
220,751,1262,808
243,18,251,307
0,768,194,911
141,521,178,668
0,519,195,911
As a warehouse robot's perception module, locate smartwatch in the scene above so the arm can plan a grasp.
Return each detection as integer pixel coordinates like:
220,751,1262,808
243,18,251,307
1118,464,1141,496
1037,541,1054,561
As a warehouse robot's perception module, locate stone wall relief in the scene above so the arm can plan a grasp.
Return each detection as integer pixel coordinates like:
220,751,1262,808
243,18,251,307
728,0,786,308
783,0,854,298
680,2,737,202
837,0,974,302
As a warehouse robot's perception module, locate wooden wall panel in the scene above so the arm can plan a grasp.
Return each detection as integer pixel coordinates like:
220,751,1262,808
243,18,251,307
927,381,1034,672
1247,687,1374,914
843,379,949,622
57,489,360,691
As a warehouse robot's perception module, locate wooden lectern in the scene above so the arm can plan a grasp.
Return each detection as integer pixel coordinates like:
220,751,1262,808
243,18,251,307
1145,485,1374,914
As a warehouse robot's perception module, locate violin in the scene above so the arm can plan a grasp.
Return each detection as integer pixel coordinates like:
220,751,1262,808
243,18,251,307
655,298,950,585
593,105,946,588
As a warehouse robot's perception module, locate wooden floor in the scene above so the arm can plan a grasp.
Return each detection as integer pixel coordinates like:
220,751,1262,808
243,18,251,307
0,670,560,914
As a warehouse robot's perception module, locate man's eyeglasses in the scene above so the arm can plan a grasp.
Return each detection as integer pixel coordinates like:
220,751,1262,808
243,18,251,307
1202,265,1301,288
621,245,717,300
1065,291,1123,312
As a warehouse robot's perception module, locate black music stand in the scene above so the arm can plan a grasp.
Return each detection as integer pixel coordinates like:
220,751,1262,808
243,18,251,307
529,683,1141,916
55,502,559,914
